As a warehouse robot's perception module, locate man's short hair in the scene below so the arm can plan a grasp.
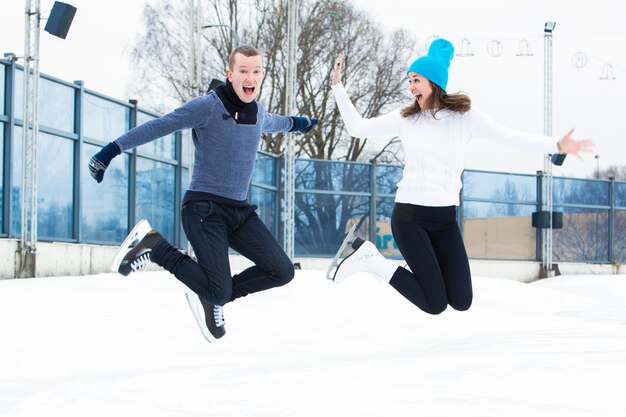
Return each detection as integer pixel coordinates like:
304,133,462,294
229,46,262,69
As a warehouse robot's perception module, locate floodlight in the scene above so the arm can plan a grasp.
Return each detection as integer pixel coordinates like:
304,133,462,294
44,2,77,39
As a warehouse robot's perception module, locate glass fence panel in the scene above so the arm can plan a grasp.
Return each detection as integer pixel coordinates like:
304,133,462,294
37,132,73,240
253,153,277,186
295,193,370,256
136,157,176,244
375,165,402,195
0,124,4,233
251,186,277,239
13,69,23,120
39,77,74,133
614,210,626,263
83,93,129,141
463,171,536,202
10,126,23,237
181,129,191,167
180,167,189,250
553,207,609,262
463,201,537,260
136,111,175,160
82,143,129,243
615,182,626,208
375,196,401,258
296,160,370,193
553,177,610,206
0,65,5,115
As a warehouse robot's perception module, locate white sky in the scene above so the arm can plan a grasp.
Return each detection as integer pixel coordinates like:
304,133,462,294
1,0,625,177
1,270,626,416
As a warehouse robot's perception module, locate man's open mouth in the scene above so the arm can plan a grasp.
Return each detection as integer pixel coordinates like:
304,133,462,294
243,86,255,95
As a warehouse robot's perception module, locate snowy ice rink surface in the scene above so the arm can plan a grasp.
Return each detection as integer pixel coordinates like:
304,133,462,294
1,270,625,417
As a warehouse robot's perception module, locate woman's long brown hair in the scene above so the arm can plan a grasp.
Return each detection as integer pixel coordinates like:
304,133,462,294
401,81,471,119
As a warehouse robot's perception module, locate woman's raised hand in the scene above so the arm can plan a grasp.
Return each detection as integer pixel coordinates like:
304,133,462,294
332,53,343,86
558,128,595,159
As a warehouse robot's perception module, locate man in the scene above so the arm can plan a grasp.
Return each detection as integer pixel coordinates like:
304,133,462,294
89,46,318,342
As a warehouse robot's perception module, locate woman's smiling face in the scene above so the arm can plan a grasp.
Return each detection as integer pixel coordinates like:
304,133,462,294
407,72,433,108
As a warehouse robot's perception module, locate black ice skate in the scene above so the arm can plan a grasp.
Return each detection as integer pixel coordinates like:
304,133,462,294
111,219,163,276
185,291,226,343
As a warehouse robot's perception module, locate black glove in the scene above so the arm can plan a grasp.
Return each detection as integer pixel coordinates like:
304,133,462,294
89,142,121,183
551,153,567,166
289,116,319,134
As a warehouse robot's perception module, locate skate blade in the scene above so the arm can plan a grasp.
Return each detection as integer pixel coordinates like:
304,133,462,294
185,292,217,344
110,219,152,273
326,223,359,281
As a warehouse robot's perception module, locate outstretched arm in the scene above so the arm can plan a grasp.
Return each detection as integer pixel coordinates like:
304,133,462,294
469,108,594,157
262,113,319,134
88,96,213,183
331,53,399,139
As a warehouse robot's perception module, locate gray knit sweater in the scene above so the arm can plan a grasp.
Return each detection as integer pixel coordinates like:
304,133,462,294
114,91,293,205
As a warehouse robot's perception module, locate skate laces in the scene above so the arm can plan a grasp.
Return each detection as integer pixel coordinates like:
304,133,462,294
130,251,151,272
213,305,225,327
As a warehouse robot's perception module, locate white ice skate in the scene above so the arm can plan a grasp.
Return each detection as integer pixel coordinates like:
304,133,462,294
326,223,359,281
111,219,152,273
328,235,398,284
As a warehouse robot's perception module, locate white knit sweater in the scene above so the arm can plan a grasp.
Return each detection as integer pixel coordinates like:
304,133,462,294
332,83,558,206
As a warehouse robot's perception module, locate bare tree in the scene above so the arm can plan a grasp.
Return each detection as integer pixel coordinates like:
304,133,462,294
553,211,609,262
127,0,415,162
127,0,239,112
597,165,626,181
128,0,416,252
551,175,625,263
252,0,413,162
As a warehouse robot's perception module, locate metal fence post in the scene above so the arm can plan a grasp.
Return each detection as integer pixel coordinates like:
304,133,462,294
128,99,138,234
536,170,544,262
609,176,615,264
370,159,377,243
73,80,83,243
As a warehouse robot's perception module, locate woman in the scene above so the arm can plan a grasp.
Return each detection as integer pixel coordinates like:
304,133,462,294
330,38,593,314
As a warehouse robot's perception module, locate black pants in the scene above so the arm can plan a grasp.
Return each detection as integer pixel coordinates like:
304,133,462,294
151,201,294,306
389,203,472,315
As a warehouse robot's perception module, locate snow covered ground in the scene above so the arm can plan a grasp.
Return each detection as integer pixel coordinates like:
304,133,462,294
1,269,625,417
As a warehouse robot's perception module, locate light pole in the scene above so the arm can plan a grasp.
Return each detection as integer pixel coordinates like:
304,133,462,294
18,1,75,277
594,154,600,260
188,19,239,175
188,0,239,168
283,0,298,260
542,21,556,276
187,1,239,255
19,0,42,278
189,0,202,98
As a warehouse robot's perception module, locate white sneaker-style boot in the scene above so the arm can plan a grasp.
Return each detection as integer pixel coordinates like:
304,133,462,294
332,238,398,284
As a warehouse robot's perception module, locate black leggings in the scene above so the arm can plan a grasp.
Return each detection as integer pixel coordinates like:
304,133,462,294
389,203,472,315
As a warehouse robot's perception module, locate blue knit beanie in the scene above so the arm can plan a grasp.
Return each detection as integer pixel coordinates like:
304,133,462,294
407,38,454,92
